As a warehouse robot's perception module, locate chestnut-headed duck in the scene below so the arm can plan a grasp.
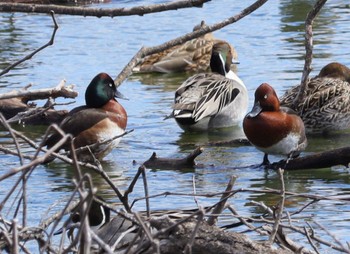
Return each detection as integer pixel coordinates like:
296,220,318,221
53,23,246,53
45,73,127,162
243,83,307,165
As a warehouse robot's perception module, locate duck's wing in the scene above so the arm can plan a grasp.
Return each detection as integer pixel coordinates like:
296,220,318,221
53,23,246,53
193,75,240,121
173,73,241,122
45,107,108,148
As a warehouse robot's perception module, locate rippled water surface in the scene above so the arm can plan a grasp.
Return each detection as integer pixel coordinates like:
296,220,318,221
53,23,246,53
1,0,350,252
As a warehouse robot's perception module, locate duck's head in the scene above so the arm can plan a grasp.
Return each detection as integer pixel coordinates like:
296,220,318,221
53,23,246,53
246,83,280,118
210,42,234,76
85,73,126,108
318,62,350,83
54,198,111,235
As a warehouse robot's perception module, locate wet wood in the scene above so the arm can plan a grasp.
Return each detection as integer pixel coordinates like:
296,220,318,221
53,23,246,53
0,80,77,102
143,146,203,169
0,80,76,125
0,0,209,17
271,146,350,170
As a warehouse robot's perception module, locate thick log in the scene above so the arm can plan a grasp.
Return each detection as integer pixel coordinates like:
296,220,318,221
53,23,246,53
271,146,350,170
143,147,203,169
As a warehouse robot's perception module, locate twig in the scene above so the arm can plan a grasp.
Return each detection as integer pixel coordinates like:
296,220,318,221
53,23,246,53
192,175,200,209
314,221,350,253
268,168,285,244
12,220,19,254
292,0,327,108
133,212,160,254
184,208,204,254
0,11,58,77
304,225,320,254
207,175,236,226
0,0,210,17
0,114,23,165
141,166,150,218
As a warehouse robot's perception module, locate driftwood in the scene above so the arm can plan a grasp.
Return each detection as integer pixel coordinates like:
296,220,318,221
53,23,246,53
143,147,203,170
271,146,350,170
0,12,77,125
0,0,209,17
0,80,77,125
0,80,77,101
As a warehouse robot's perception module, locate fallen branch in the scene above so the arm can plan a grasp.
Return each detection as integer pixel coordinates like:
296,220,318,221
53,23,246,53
270,146,350,170
143,146,203,170
0,80,77,101
0,0,209,17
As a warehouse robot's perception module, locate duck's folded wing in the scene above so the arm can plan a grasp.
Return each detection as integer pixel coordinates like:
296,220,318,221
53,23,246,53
45,108,108,148
193,77,240,121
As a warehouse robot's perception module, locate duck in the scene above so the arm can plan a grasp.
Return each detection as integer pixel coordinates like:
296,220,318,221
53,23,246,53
44,73,127,162
243,83,307,165
54,197,199,252
168,41,248,131
132,21,238,74
54,197,139,252
280,62,350,134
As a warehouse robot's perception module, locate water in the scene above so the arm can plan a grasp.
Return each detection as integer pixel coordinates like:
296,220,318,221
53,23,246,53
1,0,350,252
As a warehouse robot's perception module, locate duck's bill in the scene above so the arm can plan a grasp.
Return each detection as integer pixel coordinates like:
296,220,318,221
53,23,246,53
232,60,240,64
54,221,80,235
246,101,262,118
115,89,129,100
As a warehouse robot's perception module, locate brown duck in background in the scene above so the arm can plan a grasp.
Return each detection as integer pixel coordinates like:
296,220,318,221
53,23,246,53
132,21,238,74
280,62,350,134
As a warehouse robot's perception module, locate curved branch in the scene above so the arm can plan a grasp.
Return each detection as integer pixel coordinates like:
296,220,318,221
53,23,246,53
0,11,58,77
0,0,209,17
292,0,327,108
114,0,269,87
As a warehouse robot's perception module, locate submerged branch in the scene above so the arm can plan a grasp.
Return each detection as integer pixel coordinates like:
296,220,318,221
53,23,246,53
271,146,350,170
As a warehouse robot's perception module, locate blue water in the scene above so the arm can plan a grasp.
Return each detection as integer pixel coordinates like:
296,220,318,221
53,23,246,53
1,0,350,252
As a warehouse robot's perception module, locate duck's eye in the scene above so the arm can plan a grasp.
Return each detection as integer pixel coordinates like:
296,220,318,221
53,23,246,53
109,83,113,88
264,94,268,99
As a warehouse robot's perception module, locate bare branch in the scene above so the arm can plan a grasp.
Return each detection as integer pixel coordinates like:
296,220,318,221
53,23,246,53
114,0,269,87
292,0,327,108
0,11,58,77
0,0,210,17
0,80,77,101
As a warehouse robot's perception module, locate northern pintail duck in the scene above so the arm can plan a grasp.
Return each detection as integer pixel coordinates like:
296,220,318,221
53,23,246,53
243,83,307,165
169,41,248,131
45,73,127,162
54,198,197,252
133,21,238,74
280,62,350,134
